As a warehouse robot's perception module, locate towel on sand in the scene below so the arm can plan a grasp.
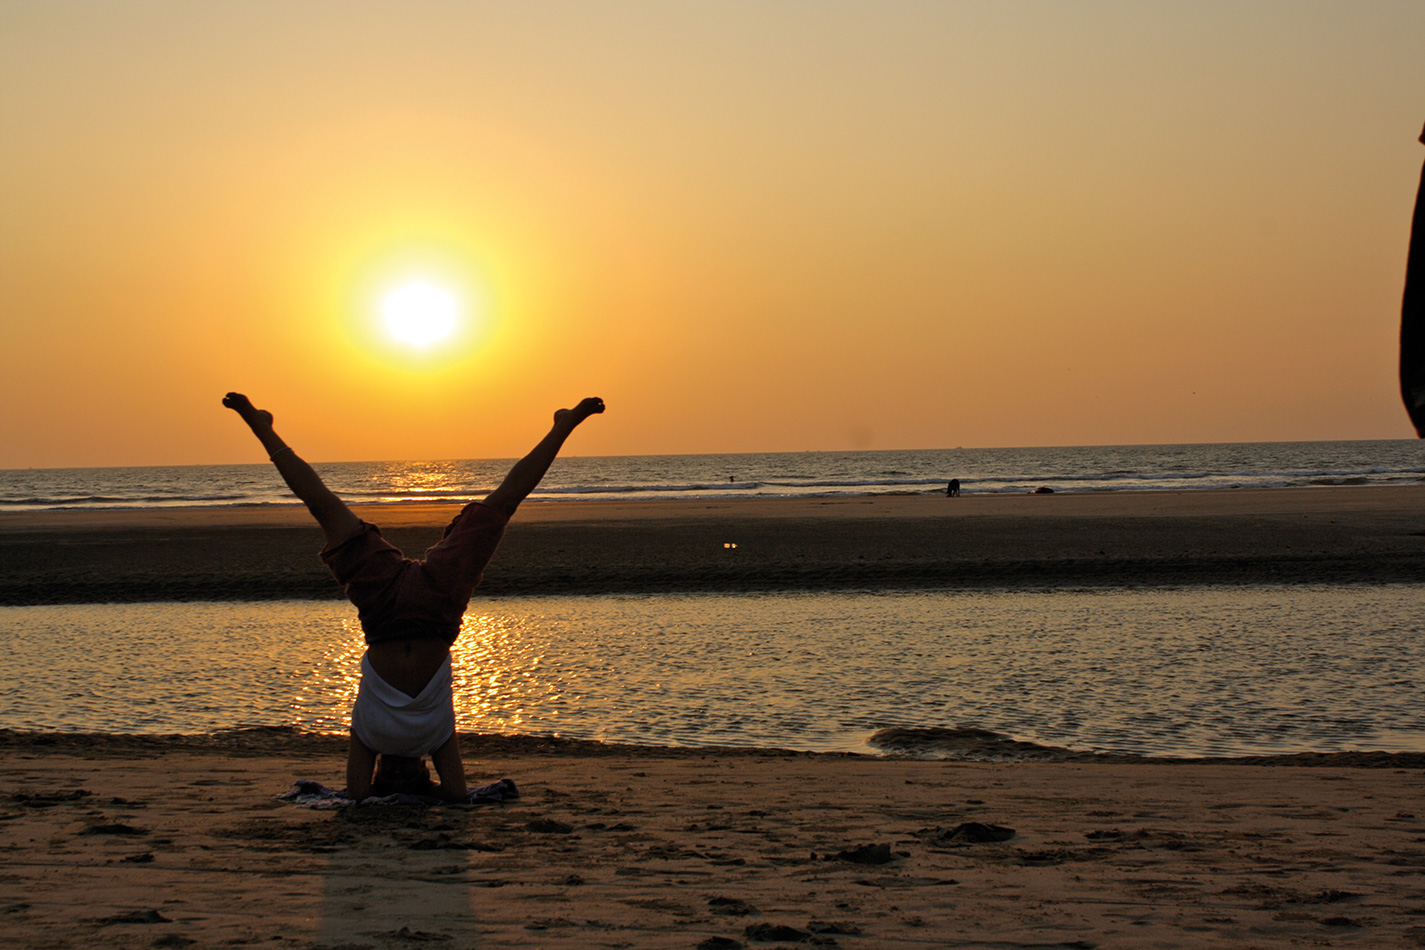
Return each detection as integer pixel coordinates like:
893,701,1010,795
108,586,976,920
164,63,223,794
278,777,520,809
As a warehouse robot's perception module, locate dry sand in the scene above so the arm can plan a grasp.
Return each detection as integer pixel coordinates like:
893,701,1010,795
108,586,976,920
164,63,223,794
3,733,1424,949
3,485,1425,603
4,488,1425,947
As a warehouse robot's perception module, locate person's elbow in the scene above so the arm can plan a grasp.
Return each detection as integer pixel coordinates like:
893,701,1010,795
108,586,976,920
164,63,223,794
481,490,519,518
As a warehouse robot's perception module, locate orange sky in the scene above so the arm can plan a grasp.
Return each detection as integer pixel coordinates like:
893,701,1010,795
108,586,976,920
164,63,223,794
3,1,1424,468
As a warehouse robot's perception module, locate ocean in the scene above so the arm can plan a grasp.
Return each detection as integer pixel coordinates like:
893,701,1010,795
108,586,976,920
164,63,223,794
2,439,1423,760
2,439,1422,512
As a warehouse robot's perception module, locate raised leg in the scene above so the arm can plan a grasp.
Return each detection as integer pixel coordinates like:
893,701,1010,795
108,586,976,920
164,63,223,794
223,393,362,548
483,397,605,516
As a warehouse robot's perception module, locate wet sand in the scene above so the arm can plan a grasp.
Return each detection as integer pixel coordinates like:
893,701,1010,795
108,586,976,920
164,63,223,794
3,485,1425,604
3,732,1424,949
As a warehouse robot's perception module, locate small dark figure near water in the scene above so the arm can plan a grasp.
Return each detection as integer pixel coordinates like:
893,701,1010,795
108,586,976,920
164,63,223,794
946,479,960,497
224,391,604,801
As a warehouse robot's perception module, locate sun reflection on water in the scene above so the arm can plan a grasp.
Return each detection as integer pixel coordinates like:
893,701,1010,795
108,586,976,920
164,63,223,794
452,612,563,735
278,609,568,738
285,615,366,735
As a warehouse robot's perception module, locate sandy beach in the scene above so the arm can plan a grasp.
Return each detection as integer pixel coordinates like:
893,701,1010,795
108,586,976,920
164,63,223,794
5,487,1425,947
3,485,1425,604
2,732,1423,949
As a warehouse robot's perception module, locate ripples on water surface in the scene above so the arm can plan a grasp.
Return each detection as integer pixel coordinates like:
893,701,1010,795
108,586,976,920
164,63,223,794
3,586,1422,759
3,439,1423,510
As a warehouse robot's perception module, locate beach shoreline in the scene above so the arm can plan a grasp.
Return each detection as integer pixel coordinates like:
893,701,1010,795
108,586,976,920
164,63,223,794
4,727,1424,768
2,485,1424,604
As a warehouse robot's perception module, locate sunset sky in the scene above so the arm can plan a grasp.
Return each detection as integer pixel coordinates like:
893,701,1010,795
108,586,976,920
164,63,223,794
3,1,1424,468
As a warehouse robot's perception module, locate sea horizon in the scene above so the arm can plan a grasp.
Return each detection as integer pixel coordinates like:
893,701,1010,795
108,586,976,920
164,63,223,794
1,438,1421,513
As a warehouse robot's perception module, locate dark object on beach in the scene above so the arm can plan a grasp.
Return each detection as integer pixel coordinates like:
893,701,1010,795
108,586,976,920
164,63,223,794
1306,890,1360,904
946,478,960,497
1032,486,1054,494
830,842,895,864
708,897,759,916
697,938,744,950
1401,124,1425,437
1321,916,1362,928
79,822,148,836
941,822,1016,843
410,836,489,851
744,922,811,942
95,909,171,925
386,926,453,941
11,789,91,807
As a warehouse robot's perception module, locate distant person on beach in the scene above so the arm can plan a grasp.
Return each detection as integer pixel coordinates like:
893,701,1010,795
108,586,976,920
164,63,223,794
223,392,604,801
1401,123,1425,436
946,479,960,497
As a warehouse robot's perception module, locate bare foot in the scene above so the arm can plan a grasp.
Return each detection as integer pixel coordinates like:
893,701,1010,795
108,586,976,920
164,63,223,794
222,392,273,429
556,397,605,427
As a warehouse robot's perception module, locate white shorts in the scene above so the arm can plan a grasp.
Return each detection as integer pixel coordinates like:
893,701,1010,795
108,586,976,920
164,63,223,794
350,653,456,757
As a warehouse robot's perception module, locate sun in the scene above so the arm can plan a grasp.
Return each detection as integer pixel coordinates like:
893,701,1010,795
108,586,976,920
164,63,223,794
379,280,461,349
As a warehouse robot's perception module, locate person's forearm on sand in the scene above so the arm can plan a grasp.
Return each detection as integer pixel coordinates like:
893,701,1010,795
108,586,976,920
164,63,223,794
223,393,361,548
346,735,376,801
484,398,605,516
430,734,469,803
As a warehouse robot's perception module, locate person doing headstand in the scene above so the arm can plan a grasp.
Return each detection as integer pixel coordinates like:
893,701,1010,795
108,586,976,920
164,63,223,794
224,392,605,802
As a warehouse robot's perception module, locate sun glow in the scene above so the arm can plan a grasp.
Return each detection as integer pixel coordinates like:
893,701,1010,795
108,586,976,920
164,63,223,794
380,280,461,348
336,243,500,375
